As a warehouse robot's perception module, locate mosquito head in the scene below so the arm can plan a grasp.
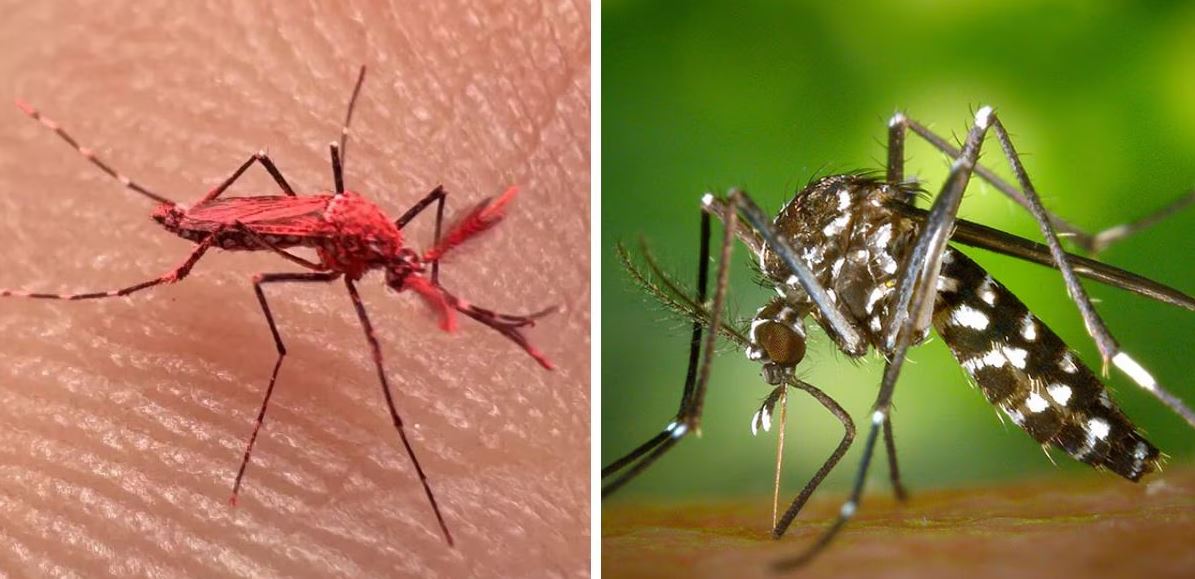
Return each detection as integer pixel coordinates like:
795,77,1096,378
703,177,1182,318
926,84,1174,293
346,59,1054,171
748,302,808,386
384,248,429,292
150,202,185,229
382,253,459,332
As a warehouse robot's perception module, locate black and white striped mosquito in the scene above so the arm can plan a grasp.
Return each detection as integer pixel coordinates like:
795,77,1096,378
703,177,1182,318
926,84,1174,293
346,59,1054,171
602,106,1195,570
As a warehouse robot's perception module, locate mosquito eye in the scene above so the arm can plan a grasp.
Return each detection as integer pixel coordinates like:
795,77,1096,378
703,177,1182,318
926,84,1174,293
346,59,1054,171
755,320,806,367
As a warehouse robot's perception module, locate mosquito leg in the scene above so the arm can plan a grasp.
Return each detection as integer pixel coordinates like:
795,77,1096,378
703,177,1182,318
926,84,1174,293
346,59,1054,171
892,204,1195,312
393,186,449,283
878,112,930,439
1,229,224,301
330,143,345,195
431,192,446,283
985,117,1195,428
882,419,909,502
1084,191,1195,253
881,117,915,502
601,214,712,485
337,66,367,168
896,114,1195,254
344,278,453,546
886,112,911,201
198,151,298,205
396,186,448,229
776,108,996,570
882,109,993,350
15,100,173,205
602,208,723,495
450,299,556,370
230,271,341,505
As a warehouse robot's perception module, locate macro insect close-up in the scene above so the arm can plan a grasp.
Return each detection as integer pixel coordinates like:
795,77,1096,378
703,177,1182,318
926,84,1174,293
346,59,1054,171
0,2,590,576
8,64,558,547
605,105,1195,571
602,2,1195,578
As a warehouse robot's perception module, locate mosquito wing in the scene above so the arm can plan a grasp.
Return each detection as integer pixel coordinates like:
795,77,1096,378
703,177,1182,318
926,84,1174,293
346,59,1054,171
181,195,337,236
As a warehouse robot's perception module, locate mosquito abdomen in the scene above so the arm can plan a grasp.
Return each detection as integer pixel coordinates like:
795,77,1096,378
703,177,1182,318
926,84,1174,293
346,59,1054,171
932,247,1161,481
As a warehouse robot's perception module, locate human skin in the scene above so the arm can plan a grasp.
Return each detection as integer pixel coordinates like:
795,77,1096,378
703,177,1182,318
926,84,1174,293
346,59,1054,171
0,1,590,577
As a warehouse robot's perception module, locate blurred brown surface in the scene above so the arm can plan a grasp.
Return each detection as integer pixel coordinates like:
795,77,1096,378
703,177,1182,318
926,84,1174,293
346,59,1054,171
603,467,1195,579
0,1,590,577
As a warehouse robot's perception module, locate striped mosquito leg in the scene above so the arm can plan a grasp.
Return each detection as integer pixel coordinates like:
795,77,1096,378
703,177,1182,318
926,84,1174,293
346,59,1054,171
985,116,1195,429
450,299,556,370
343,278,453,546
230,271,342,505
14,99,173,205
933,249,1161,480
1,230,221,301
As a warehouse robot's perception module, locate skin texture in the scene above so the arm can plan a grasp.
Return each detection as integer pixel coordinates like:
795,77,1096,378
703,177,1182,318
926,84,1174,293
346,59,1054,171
0,1,589,577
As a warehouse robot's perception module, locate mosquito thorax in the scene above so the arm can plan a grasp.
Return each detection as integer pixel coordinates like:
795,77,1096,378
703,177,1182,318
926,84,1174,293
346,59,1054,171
759,174,919,354
318,191,405,277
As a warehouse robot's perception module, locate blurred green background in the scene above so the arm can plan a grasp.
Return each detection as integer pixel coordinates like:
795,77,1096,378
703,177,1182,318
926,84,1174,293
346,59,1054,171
602,0,1195,500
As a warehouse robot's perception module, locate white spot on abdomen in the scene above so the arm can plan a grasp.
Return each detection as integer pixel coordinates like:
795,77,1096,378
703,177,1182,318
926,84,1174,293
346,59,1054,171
1003,346,1028,369
950,304,990,330
1025,392,1049,413
1020,313,1037,341
1059,352,1078,374
1047,384,1072,406
978,277,998,305
1087,417,1111,440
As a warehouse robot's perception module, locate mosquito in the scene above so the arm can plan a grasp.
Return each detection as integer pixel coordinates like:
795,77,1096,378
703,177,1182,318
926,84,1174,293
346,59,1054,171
602,106,1195,570
3,66,556,547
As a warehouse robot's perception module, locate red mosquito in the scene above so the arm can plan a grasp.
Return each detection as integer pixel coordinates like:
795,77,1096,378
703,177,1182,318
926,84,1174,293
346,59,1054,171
2,66,555,547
